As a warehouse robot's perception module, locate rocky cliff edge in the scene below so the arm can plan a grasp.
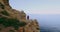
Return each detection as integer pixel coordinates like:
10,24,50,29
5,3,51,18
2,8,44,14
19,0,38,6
0,0,40,32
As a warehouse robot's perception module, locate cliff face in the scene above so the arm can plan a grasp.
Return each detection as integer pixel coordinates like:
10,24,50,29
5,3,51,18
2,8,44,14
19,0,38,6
0,0,40,32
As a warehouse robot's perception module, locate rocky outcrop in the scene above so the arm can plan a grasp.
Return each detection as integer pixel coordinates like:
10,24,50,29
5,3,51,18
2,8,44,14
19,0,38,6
0,0,40,32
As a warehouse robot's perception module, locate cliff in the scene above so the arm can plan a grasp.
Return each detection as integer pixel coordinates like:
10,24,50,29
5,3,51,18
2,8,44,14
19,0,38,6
0,0,40,32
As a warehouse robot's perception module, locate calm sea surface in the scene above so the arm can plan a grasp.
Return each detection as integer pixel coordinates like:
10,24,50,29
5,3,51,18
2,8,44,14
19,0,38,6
29,14,60,32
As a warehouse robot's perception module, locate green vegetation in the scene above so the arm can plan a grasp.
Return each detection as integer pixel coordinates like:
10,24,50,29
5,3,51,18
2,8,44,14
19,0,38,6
0,28,2,31
1,10,9,16
9,30,15,32
0,2,4,9
7,0,9,2
36,28,40,30
0,17,26,30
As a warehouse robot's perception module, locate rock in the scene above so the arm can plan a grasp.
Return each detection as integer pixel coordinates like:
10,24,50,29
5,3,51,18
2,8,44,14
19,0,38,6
0,0,40,32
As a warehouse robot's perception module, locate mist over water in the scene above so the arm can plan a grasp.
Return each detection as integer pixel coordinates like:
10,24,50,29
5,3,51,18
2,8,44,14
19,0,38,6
29,14,60,32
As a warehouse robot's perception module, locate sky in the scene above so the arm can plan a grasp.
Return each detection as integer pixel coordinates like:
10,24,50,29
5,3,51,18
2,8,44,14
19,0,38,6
9,0,60,14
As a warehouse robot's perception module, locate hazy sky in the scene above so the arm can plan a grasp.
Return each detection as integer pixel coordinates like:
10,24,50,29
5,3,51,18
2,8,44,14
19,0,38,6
9,0,60,14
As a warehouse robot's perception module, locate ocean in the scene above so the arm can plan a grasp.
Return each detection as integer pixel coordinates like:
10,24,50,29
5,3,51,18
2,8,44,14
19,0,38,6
29,14,60,32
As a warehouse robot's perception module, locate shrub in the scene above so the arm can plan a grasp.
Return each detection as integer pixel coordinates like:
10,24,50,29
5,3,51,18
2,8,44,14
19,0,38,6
9,30,15,32
1,10,9,16
0,17,26,30
36,28,40,30
0,2,4,9
19,21,26,27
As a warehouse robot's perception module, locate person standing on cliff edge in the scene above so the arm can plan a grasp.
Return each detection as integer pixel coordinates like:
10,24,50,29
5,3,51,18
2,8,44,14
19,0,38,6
27,15,29,20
